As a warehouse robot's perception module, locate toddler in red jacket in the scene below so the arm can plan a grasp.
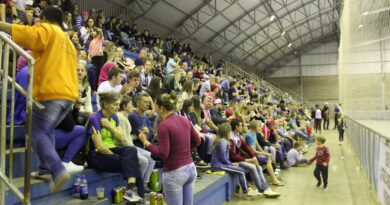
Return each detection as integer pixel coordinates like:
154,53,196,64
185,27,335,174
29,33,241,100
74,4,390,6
308,136,330,190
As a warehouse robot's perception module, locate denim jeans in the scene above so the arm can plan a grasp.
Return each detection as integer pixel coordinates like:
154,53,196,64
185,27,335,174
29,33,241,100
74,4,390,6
239,162,269,192
162,163,197,205
55,125,87,163
32,100,73,180
135,146,156,185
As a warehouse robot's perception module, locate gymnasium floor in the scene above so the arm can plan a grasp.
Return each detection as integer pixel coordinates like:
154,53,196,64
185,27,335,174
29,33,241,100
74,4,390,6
226,128,379,205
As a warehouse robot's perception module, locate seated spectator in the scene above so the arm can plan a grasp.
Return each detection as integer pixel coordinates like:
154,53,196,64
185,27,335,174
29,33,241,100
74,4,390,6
162,68,182,94
121,69,142,98
229,120,284,186
180,80,194,100
140,60,153,89
210,99,232,126
54,110,86,172
145,76,161,102
97,67,123,108
202,96,218,133
128,92,155,147
287,142,308,167
134,47,147,66
76,61,93,124
117,95,156,191
98,62,116,86
86,92,144,202
229,120,282,197
211,123,259,199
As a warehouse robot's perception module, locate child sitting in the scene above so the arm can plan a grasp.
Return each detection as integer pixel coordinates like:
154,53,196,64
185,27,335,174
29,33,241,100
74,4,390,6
287,142,308,167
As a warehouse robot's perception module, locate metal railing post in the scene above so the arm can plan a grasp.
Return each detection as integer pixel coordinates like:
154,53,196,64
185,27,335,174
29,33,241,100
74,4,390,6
0,43,9,205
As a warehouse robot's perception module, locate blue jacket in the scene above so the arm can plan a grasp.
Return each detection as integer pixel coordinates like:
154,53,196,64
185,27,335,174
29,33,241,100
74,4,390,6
211,138,233,169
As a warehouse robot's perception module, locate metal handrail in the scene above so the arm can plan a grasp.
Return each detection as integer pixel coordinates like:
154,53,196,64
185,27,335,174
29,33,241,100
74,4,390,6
0,31,44,205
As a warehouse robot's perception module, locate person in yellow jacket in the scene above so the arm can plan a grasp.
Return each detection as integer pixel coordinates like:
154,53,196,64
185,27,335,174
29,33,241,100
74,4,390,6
0,6,78,192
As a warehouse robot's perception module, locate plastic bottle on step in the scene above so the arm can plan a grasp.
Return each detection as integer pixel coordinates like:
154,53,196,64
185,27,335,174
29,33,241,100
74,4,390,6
80,175,89,200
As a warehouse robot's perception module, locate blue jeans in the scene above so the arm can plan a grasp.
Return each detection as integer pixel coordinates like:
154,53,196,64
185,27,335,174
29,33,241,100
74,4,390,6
32,100,73,180
239,162,269,192
162,163,197,205
55,125,87,163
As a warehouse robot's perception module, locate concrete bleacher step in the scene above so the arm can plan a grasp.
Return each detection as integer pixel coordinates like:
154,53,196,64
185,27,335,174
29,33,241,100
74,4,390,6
48,197,110,205
5,169,235,205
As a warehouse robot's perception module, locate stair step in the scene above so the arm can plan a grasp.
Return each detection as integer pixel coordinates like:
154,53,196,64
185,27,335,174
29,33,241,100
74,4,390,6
49,197,109,205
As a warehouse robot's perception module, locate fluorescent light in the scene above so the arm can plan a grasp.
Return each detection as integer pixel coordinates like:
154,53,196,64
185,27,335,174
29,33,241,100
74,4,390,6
281,31,286,36
363,11,369,15
358,24,363,28
269,15,276,21
288,43,292,47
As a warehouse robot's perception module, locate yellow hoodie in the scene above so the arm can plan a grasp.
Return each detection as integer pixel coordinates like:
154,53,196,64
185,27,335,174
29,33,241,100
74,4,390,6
12,22,78,102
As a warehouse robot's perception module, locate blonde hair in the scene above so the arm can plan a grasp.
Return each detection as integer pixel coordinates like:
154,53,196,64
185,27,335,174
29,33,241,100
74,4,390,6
212,123,232,150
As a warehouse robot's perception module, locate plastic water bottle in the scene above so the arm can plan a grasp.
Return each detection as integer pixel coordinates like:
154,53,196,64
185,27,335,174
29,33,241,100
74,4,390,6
80,176,89,200
72,175,81,198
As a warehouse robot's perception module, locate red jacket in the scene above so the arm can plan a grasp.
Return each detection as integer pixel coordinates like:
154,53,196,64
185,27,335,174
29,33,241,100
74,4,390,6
229,136,256,162
310,146,330,165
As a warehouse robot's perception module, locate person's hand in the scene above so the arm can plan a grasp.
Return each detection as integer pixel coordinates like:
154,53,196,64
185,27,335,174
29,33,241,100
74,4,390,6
120,84,132,95
233,163,239,167
307,161,313,165
322,162,328,167
199,133,205,141
138,131,147,142
100,118,113,130
145,110,154,117
142,127,149,134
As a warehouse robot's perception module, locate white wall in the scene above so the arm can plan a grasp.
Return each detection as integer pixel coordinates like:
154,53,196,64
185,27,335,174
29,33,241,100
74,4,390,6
268,39,339,78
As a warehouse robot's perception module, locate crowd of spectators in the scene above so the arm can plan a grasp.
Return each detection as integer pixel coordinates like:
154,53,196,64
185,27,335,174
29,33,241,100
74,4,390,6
4,0,339,204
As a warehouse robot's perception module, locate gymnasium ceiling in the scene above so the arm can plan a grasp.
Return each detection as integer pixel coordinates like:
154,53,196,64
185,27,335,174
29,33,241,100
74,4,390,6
112,0,343,76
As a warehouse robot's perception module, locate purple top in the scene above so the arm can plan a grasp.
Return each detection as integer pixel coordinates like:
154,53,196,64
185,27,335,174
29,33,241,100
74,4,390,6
147,114,201,172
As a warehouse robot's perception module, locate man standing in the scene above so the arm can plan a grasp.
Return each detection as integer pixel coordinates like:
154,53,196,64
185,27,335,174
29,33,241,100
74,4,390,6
0,6,78,192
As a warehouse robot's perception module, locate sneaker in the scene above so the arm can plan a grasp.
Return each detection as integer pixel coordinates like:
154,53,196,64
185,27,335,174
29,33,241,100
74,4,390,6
247,187,262,197
316,181,322,188
196,161,211,169
31,169,51,180
124,189,143,202
323,185,328,190
62,161,84,173
263,188,281,198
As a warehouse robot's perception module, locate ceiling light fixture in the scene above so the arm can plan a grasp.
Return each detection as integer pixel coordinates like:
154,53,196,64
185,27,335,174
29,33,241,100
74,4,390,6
281,31,286,36
358,24,363,28
288,43,293,47
363,11,369,15
270,15,276,21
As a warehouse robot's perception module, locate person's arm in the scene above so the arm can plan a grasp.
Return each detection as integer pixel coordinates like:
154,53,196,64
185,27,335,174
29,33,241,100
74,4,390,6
0,21,12,35
91,131,113,154
100,117,124,142
218,140,232,165
228,139,246,162
190,123,201,148
144,123,170,160
323,147,330,165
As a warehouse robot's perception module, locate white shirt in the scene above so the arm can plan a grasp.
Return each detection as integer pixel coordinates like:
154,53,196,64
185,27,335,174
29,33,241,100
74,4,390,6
315,109,322,119
96,81,122,109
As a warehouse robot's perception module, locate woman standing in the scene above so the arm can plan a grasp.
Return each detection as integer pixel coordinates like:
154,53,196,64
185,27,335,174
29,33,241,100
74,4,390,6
139,93,201,205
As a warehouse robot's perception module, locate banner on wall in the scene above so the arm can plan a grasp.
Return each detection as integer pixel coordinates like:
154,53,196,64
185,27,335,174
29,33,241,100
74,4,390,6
378,139,390,205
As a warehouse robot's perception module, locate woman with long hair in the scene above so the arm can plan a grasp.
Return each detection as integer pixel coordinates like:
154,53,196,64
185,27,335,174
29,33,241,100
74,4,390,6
86,92,144,203
146,76,161,101
76,61,93,124
211,123,258,199
139,93,201,205
180,80,193,100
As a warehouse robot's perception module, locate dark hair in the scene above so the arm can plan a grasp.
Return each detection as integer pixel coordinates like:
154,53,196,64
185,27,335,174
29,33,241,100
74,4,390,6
127,69,140,79
230,119,241,131
120,95,132,111
156,92,177,111
147,76,161,100
134,92,150,107
108,67,123,80
99,92,121,109
182,99,193,113
41,6,64,29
